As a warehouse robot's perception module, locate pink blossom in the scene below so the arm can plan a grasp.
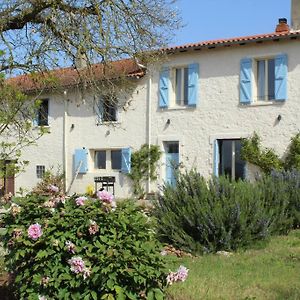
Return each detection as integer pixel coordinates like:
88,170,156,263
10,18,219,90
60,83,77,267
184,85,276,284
38,295,47,300
11,203,21,217
166,265,189,285
75,196,87,206
65,241,76,254
41,276,50,287
48,185,59,193
28,223,42,240
97,190,114,204
68,256,91,279
88,220,99,235
68,256,85,274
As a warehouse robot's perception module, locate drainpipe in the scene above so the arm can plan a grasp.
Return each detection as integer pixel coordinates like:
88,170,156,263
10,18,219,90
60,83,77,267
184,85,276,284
147,72,152,194
63,91,68,193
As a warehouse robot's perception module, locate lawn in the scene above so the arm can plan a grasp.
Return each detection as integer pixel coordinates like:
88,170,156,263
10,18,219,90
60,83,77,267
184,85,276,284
166,230,300,300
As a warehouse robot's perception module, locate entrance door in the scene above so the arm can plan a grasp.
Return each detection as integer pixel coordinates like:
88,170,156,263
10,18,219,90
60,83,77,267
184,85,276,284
164,142,179,187
0,160,15,196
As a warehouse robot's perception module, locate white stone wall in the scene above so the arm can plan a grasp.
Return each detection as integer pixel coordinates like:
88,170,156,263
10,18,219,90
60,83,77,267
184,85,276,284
14,38,300,197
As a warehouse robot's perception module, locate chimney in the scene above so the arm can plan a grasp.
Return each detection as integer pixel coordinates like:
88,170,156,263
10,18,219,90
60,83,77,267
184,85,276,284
292,0,300,30
275,18,290,33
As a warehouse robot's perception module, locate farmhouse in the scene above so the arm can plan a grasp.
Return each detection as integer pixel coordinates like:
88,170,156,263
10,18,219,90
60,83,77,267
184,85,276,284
3,0,300,197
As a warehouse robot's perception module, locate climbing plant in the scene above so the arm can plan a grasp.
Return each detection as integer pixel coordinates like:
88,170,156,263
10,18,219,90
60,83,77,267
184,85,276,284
241,132,283,173
285,133,300,170
241,132,300,173
127,144,161,198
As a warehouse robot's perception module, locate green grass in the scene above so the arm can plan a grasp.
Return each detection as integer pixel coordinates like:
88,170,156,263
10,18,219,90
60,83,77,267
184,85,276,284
166,230,300,300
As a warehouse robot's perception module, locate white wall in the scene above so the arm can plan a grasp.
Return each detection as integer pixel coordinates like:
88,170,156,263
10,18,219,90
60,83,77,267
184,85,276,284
14,38,300,197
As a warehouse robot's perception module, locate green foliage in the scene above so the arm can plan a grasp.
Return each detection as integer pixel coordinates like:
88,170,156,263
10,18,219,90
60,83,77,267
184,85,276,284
154,170,292,254
284,133,300,170
127,144,161,198
32,167,65,195
2,192,166,299
241,132,283,173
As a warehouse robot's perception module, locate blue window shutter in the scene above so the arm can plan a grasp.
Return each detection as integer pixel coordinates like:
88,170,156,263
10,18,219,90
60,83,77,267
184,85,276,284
213,140,219,177
121,148,131,173
74,148,88,174
275,54,288,101
188,63,199,106
240,58,252,104
95,97,104,124
159,68,169,108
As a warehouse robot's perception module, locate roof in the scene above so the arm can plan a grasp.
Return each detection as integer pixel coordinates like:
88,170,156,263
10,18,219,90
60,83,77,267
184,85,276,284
8,58,145,93
164,30,300,53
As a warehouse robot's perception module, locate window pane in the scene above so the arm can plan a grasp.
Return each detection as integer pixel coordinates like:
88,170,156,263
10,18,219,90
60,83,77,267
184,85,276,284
95,151,106,169
184,67,189,105
166,142,179,154
234,140,246,180
175,68,182,104
111,150,122,170
103,96,117,122
38,99,48,126
268,59,275,100
257,60,265,100
220,140,232,178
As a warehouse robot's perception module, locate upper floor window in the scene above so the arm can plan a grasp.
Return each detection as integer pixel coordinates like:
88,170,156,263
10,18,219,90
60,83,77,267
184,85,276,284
256,58,275,101
175,67,189,106
95,95,118,124
34,99,49,126
159,63,199,108
240,54,287,105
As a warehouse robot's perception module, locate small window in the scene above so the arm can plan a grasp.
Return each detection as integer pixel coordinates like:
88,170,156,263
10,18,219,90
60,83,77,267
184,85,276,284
217,139,246,181
95,150,106,169
111,150,122,170
256,58,275,101
36,99,49,126
175,67,189,106
36,165,45,179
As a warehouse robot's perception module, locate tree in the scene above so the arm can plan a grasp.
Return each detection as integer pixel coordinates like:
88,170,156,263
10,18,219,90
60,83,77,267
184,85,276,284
0,0,180,191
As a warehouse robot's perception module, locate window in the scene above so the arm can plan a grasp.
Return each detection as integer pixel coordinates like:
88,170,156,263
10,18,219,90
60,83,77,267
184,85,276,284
111,150,122,170
36,165,45,179
35,99,49,126
216,139,246,180
95,150,106,169
175,67,189,106
159,63,199,108
95,95,118,123
256,58,275,101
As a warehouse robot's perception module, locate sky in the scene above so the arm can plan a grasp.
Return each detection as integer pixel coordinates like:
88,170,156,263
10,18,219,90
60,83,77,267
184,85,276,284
172,0,291,46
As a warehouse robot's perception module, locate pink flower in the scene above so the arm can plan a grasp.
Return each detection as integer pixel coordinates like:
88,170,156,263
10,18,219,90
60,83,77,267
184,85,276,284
65,241,76,254
28,223,42,240
68,256,91,279
38,295,47,300
75,196,87,206
48,185,59,193
97,190,114,204
88,220,99,235
166,265,189,285
68,256,85,274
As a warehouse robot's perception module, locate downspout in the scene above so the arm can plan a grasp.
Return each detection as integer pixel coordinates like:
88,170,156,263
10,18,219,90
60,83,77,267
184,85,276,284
63,90,68,194
147,72,152,194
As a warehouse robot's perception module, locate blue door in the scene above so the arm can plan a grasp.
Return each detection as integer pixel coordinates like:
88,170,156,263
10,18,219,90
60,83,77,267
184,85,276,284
165,142,179,187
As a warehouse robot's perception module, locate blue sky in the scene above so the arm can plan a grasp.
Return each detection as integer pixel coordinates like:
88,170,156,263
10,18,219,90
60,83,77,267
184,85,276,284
173,0,291,46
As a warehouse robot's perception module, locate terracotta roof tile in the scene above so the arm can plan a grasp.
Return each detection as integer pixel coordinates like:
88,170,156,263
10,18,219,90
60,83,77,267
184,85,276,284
164,30,300,52
8,58,145,92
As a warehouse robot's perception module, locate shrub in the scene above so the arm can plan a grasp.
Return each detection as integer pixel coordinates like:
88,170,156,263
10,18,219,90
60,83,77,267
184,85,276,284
154,170,291,254
2,189,166,299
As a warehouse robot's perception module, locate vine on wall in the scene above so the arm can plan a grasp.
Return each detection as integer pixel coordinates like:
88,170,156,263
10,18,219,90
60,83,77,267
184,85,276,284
241,132,300,173
127,144,161,198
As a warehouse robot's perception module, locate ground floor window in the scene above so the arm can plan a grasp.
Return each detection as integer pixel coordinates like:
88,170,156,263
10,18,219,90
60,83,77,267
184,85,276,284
216,139,246,180
93,149,121,170
36,165,45,179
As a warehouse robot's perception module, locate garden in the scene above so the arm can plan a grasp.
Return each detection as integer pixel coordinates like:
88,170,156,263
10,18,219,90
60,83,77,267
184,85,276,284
0,166,300,299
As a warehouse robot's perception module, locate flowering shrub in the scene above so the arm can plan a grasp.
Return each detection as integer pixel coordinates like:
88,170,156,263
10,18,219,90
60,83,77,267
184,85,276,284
2,189,167,299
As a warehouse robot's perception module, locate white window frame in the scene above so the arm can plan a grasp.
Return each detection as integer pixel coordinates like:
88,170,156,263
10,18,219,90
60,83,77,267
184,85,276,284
91,149,122,172
254,56,275,102
170,66,189,107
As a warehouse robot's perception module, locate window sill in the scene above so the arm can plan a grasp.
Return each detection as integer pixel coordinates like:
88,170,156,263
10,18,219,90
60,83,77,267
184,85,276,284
33,125,51,129
159,105,196,111
96,121,121,126
240,100,285,107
